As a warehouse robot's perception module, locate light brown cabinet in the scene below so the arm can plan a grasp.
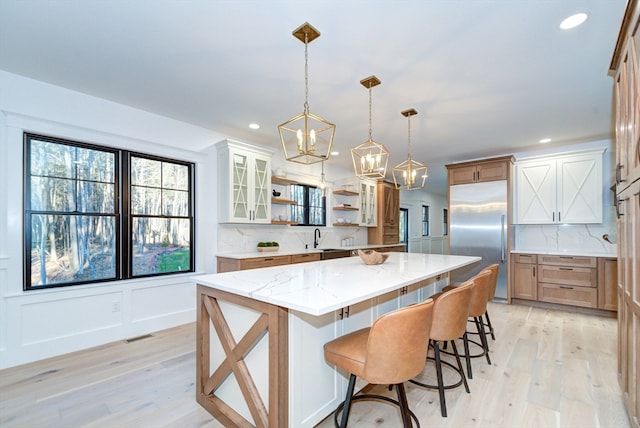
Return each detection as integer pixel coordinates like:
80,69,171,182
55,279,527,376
290,253,322,264
367,181,400,245
597,258,618,311
511,253,617,312
610,1,640,424
512,254,537,300
217,255,292,272
446,157,512,185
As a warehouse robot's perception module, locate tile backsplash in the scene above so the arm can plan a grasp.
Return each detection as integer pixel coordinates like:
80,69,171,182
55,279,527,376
513,206,617,256
217,224,369,254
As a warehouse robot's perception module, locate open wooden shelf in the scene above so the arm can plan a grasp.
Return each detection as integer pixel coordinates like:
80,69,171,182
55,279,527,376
333,189,359,196
333,223,359,227
271,220,298,225
272,197,297,205
333,206,358,211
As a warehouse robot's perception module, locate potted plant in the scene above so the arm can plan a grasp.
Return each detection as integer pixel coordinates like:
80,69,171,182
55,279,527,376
257,241,280,252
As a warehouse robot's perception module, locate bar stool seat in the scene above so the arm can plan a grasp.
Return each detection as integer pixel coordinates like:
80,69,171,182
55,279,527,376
324,298,435,428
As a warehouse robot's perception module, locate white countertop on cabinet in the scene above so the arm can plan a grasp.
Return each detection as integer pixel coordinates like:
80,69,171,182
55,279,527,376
194,252,480,316
216,243,405,260
512,250,617,258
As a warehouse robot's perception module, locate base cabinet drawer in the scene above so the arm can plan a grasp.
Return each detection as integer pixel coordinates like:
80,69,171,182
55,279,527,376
538,282,598,308
537,255,597,268
240,255,291,270
290,253,321,264
537,265,597,288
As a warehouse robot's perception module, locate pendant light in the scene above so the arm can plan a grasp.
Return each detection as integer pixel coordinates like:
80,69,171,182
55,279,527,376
351,75,389,179
278,22,336,165
392,108,428,190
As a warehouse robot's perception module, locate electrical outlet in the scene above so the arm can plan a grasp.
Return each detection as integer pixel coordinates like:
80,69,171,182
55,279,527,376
112,302,120,313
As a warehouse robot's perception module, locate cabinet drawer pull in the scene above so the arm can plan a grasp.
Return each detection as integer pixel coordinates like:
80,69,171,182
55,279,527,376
560,286,574,289
559,256,574,259
533,267,536,277
559,267,573,271
263,258,274,261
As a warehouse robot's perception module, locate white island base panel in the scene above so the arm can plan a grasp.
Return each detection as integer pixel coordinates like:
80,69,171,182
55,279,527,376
194,253,481,427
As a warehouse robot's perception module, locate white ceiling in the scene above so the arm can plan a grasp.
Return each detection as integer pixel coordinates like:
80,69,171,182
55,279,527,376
0,1,627,194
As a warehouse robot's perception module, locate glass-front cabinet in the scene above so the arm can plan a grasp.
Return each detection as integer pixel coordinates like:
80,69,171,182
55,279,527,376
217,139,272,223
359,179,377,226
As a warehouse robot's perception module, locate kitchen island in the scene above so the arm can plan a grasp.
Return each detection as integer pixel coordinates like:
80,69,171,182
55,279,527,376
193,252,480,427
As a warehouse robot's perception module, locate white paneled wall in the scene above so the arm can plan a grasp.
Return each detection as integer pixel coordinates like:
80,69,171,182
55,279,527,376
400,189,448,255
0,71,219,368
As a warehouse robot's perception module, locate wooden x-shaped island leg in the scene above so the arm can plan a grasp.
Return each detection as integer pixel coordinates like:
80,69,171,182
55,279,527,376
196,285,288,428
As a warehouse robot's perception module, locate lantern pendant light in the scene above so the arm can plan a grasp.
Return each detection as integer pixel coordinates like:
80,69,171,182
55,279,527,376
350,75,389,179
278,22,336,165
392,108,428,190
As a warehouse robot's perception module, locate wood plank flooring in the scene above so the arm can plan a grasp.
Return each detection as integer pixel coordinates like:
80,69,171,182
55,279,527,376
0,302,630,427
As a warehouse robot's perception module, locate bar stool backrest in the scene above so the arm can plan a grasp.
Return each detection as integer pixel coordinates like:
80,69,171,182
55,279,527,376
430,280,474,342
468,270,493,317
363,298,434,385
483,264,500,301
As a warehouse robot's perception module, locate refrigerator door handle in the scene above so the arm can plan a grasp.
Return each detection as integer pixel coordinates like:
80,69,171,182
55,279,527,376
500,214,506,262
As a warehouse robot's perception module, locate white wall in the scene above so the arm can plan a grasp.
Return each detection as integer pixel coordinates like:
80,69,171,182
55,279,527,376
0,71,225,369
399,189,448,254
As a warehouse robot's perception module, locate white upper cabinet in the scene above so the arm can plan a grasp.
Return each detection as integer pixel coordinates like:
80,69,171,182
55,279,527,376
217,140,272,224
515,150,603,224
358,179,377,226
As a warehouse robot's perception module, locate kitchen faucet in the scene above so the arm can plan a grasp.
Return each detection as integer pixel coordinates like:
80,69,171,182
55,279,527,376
314,228,321,249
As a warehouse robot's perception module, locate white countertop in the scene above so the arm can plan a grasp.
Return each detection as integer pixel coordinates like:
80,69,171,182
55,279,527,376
193,253,480,316
512,250,617,258
216,243,405,260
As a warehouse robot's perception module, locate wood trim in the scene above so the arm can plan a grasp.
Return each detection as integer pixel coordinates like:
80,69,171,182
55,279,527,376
609,0,640,74
196,285,289,428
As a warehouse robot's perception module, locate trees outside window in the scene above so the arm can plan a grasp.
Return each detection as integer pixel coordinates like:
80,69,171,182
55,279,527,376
290,184,325,226
24,133,195,290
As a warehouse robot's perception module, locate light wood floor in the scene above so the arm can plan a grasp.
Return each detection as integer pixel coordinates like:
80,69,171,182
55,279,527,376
0,302,630,428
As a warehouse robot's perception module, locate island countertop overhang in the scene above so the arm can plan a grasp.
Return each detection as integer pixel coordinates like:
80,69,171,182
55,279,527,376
193,253,481,316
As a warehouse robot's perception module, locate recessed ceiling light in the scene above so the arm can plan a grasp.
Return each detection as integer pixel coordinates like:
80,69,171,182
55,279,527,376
249,123,260,130
330,151,339,156
539,138,552,144
560,13,588,30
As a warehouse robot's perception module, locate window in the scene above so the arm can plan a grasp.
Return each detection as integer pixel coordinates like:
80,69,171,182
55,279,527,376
24,133,195,290
290,184,325,226
443,208,448,236
422,205,429,236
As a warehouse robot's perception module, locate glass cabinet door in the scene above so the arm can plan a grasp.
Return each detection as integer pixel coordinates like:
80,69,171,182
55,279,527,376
231,152,249,220
253,156,270,222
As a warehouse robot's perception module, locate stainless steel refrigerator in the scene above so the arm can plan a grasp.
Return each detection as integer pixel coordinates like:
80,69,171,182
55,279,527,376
449,181,508,300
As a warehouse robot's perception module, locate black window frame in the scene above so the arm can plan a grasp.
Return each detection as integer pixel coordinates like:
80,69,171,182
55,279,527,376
23,133,196,290
422,205,430,237
289,183,326,227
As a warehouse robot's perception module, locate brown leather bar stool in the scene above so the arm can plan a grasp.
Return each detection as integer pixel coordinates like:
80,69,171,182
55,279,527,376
324,298,435,428
409,280,474,417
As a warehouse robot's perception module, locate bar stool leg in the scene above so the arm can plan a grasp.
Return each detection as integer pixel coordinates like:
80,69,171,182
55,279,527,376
433,340,447,417
395,382,414,428
338,374,357,428
462,331,472,379
450,340,470,393
474,316,491,365
484,310,495,340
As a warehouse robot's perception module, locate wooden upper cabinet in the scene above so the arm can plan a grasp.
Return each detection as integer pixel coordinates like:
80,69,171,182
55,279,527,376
367,181,400,245
446,157,513,185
